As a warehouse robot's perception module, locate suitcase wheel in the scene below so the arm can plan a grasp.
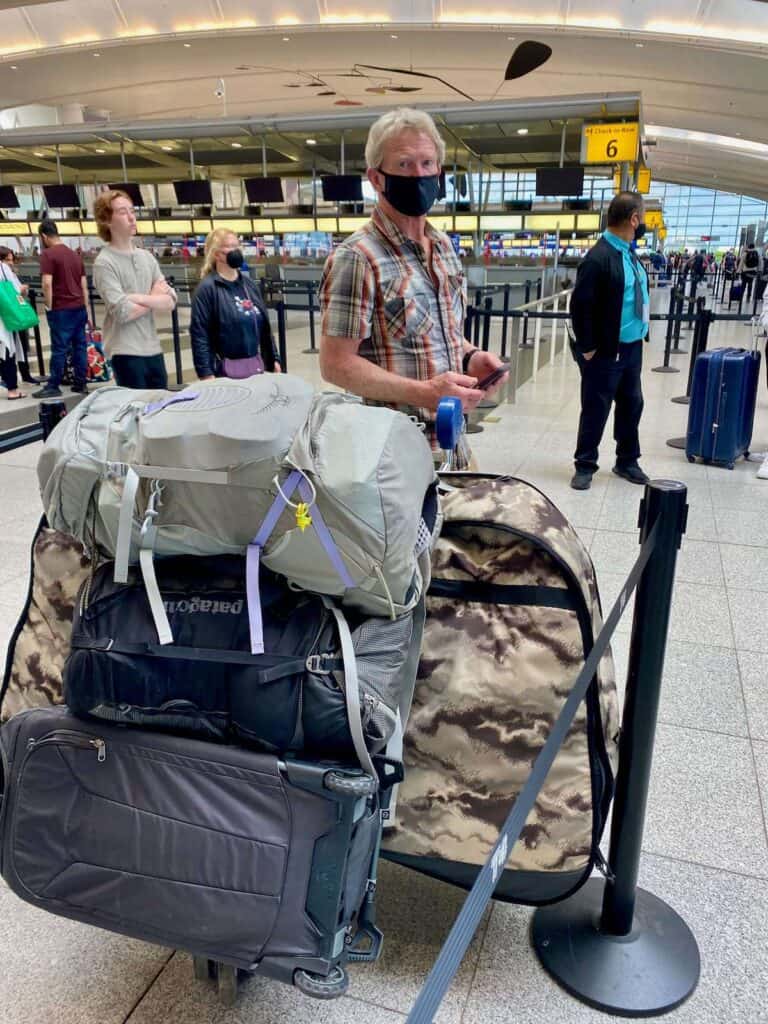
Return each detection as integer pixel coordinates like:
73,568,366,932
324,770,378,797
216,963,239,1007
686,455,696,464
192,956,216,982
293,965,349,1000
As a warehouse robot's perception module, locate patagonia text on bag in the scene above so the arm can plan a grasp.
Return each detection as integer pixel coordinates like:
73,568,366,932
0,280,39,332
63,555,421,775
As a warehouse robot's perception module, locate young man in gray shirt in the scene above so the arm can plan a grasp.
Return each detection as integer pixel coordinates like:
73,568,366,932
92,190,176,388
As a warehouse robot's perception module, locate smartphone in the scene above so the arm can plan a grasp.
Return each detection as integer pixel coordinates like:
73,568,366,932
474,365,509,390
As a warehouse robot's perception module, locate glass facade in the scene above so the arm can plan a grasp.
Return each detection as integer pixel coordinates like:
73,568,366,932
441,172,768,253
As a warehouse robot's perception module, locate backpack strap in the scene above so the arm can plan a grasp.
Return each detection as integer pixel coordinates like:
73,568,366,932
247,468,355,654
321,597,377,780
138,480,173,645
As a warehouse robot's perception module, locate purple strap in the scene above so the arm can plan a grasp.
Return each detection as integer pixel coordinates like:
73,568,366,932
143,391,200,416
246,469,356,653
296,477,355,589
246,544,265,654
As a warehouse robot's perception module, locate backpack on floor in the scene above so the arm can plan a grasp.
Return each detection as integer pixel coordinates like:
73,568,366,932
382,474,619,906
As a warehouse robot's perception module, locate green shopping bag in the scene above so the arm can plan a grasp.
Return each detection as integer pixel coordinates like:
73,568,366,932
0,280,39,332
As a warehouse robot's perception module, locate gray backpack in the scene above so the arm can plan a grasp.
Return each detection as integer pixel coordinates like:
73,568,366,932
37,377,437,650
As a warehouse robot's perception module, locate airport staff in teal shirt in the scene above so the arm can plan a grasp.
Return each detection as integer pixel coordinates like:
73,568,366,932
568,191,650,490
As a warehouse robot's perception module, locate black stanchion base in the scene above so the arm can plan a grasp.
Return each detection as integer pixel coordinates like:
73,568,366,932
670,347,688,355
477,398,498,410
518,342,535,350
666,436,687,450
652,366,679,374
531,880,700,1018
466,421,484,434
301,348,319,355
671,396,690,405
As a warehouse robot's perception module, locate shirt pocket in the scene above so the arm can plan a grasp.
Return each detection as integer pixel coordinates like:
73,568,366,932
381,278,435,343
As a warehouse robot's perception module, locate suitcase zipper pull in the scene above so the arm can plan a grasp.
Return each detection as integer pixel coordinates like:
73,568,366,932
91,738,107,763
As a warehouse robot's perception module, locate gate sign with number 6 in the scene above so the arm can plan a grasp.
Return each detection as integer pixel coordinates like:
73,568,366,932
580,122,640,165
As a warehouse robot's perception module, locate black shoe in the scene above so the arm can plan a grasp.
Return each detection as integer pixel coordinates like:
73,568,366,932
70,382,88,394
612,463,650,485
570,470,593,490
32,385,62,399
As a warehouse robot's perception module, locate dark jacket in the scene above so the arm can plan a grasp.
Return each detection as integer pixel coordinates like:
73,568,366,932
190,272,278,378
570,237,649,360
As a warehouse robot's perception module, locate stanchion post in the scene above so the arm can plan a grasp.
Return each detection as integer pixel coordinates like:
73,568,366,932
522,280,531,346
302,282,318,355
87,275,98,329
27,286,46,377
481,296,492,351
170,305,183,386
653,287,680,373
500,284,510,359
533,481,699,1017
276,300,288,372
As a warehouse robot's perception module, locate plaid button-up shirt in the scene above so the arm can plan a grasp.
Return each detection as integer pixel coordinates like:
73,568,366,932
320,206,467,456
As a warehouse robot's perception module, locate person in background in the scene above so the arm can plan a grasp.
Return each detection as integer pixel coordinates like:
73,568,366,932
33,219,89,399
569,191,650,491
92,190,176,388
0,246,26,400
738,243,761,303
319,107,506,468
190,229,280,380
0,248,38,385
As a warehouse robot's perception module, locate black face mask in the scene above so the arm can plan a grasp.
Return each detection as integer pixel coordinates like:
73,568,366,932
225,249,244,269
379,171,441,217
634,222,647,241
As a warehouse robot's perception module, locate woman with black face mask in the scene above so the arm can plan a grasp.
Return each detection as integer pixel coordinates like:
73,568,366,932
190,229,280,381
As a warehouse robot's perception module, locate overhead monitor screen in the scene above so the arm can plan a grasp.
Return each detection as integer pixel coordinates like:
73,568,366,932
173,180,214,205
108,182,146,207
0,186,20,208
244,177,284,203
321,175,364,202
535,167,585,196
42,184,80,208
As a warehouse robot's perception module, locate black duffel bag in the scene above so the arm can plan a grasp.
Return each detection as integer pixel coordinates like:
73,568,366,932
64,556,415,765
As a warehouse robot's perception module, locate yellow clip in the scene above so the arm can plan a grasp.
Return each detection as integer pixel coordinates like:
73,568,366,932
295,502,313,532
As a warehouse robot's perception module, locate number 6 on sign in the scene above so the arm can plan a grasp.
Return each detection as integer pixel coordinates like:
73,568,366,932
581,122,639,165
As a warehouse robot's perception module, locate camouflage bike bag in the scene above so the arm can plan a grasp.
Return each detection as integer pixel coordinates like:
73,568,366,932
382,474,620,905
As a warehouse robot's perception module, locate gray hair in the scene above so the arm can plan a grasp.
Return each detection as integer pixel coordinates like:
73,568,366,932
364,108,446,169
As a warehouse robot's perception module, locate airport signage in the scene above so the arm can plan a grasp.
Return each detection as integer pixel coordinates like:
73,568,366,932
581,122,640,165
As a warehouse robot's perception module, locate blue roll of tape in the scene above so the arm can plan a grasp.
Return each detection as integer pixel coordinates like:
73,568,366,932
436,396,464,451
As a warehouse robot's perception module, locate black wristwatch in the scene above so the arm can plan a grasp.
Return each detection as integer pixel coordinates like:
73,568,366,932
462,348,478,374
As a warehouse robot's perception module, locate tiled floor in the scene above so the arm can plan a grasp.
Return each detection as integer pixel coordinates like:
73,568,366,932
0,283,767,1023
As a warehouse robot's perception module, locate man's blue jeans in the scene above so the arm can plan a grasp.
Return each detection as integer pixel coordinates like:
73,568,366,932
47,306,88,388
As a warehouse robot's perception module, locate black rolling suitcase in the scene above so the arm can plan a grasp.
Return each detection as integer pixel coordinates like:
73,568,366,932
0,706,385,1002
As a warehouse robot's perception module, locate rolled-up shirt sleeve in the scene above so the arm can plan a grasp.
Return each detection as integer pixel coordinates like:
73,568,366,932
92,258,138,325
319,246,374,341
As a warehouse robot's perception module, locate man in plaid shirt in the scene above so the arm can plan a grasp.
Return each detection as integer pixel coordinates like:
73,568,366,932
320,108,506,464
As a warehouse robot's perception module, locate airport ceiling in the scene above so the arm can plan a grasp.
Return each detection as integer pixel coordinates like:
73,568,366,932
0,0,766,202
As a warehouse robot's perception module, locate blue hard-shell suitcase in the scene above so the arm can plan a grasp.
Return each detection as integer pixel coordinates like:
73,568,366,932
685,347,761,469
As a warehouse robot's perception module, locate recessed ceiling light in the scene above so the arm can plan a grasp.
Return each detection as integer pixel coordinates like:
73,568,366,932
517,127,529,135
635,42,644,48
161,145,173,151
305,138,317,145
507,36,515,40
231,142,243,148
183,43,191,48
390,33,398,38
93,52,101,57
282,36,290,41
10,65,18,70
95,148,105,153
34,151,45,157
